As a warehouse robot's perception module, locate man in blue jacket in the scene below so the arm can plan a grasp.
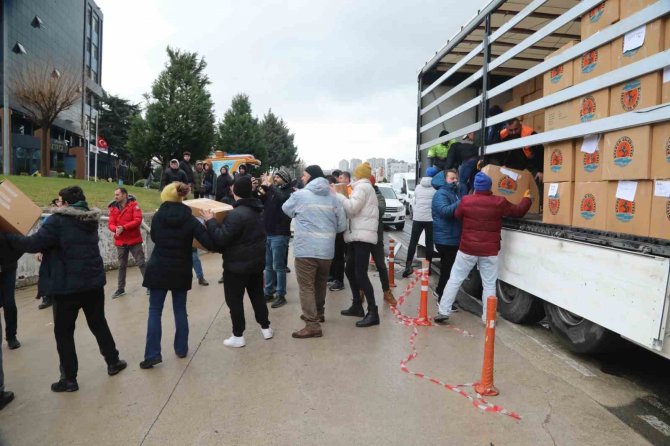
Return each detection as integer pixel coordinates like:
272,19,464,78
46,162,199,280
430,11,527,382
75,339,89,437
282,165,347,339
431,169,462,300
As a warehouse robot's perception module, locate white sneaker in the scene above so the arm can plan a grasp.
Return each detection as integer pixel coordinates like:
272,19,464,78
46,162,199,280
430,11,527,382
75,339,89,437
261,327,274,340
223,335,246,348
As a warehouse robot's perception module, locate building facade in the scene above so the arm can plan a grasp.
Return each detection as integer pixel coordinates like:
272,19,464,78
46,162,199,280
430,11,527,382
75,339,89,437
338,159,349,172
1,0,104,177
349,158,361,172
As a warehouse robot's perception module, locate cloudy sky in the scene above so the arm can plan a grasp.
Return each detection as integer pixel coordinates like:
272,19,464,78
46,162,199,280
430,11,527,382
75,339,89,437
99,0,478,169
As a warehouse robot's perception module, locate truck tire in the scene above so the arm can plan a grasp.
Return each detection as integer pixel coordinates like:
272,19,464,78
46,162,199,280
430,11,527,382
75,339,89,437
496,281,545,324
544,302,618,354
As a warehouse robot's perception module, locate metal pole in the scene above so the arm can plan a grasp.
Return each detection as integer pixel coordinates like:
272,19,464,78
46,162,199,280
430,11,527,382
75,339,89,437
2,0,10,175
479,13,491,158
414,75,423,177
94,115,98,181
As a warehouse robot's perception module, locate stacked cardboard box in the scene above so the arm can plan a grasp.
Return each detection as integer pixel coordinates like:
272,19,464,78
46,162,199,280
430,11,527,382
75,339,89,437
480,165,540,214
650,122,670,239
0,179,42,235
184,198,233,249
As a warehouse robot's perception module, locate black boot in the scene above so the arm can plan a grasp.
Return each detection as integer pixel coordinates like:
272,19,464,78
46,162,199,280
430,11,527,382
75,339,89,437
38,296,52,310
402,266,413,278
271,296,287,308
341,302,365,317
51,379,79,392
356,306,380,327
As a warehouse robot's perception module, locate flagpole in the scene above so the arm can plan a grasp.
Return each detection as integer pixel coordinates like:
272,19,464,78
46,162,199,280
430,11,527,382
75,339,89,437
94,115,99,182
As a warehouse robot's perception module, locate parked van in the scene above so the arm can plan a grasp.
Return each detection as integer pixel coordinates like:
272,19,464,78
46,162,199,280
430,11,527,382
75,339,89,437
391,172,416,214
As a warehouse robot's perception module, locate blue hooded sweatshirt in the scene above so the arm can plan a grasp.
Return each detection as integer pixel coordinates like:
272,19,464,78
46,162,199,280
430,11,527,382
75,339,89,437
431,173,462,246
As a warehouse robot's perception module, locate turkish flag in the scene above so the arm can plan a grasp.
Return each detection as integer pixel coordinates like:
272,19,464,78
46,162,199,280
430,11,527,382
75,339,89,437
97,136,108,151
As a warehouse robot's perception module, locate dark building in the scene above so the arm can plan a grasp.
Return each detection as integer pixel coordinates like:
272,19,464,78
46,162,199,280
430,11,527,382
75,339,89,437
0,0,103,177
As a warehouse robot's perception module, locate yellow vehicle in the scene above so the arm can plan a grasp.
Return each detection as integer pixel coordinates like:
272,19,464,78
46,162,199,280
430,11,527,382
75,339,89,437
204,151,261,174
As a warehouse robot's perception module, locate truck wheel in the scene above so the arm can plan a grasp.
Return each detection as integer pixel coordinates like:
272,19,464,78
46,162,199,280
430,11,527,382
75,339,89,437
395,223,405,231
544,302,618,354
497,281,545,324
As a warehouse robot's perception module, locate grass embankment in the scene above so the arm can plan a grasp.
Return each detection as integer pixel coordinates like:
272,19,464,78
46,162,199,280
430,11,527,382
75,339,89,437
0,175,163,212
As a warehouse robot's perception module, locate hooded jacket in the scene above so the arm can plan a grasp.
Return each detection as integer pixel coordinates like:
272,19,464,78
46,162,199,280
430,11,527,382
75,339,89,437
192,166,205,192
431,173,462,246
160,167,188,190
260,183,292,236
206,198,266,274
336,178,379,244
143,201,216,290
108,196,143,247
412,177,436,222
216,170,234,202
4,203,106,296
374,186,386,244
282,177,347,259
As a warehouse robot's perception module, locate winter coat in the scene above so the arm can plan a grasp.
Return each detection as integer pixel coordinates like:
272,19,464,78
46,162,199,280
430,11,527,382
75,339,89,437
179,160,195,183
160,167,188,190
108,196,143,247
216,173,233,202
203,170,215,195
206,198,266,274
282,177,347,259
336,178,379,245
375,187,386,244
4,204,106,296
192,168,205,192
455,191,531,256
143,201,216,290
260,184,292,236
445,142,479,169
431,174,462,246
413,177,436,222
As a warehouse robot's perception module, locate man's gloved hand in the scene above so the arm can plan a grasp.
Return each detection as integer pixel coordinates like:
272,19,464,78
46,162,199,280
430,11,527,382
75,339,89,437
524,189,532,199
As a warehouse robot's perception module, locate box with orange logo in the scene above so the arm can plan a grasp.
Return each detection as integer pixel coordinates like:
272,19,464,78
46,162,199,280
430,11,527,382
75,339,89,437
576,88,610,124
542,182,574,226
543,41,577,96
609,72,661,116
602,126,651,180
572,181,609,231
612,20,665,69
650,180,670,239
651,122,670,179
480,164,539,214
574,43,612,84
575,135,604,182
544,140,575,182
605,180,652,237
620,0,658,18
581,0,619,40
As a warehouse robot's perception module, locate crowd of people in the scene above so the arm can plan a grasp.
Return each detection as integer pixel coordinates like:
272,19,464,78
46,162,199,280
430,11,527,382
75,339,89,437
0,120,537,408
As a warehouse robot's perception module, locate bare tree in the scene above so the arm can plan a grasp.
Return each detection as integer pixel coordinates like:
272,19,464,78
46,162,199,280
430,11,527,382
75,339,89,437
11,63,81,175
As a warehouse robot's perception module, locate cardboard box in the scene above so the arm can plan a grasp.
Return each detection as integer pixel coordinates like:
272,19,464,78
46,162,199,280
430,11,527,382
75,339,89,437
574,43,612,84
620,0,657,18
572,181,609,230
610,72,662,116
612,19,665,69
577,88,610,123
650,180,670,239
503,97,522,112
602,125,652,180
531,111,545,133
334,183,350,197
545,100,578,131
480,164,539,214
543,182,574,225
513,79,535,98
651,122,670,179
544,41,577,95
575,136,604,182
662,67,670,103
544,140,575,182
183,198,233,249
0,179,42,235
581,0,619,40
605,180,652,237
522,90,542,105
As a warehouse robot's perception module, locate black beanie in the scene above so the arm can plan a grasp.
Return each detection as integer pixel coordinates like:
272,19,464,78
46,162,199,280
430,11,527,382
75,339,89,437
233,176,253,199
305,165,324,183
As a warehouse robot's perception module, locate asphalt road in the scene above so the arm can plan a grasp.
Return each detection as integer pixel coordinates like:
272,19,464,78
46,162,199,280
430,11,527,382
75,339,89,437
385,217,670,446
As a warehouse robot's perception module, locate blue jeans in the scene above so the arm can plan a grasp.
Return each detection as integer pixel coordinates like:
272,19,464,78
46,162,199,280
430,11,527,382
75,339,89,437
144,289,189,360
459,158,477,196
264,235,289,296
192,249,204,279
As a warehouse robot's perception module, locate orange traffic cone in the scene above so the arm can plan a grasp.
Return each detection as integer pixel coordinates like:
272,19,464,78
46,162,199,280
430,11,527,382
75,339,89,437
415,259,431,326
475,296,499,396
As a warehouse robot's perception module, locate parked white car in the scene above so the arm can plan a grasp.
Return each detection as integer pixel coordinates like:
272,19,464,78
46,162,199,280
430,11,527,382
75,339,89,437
377,183,405,231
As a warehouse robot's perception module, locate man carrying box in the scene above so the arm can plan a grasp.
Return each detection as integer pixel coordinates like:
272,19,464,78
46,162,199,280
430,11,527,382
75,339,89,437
497,118,545,184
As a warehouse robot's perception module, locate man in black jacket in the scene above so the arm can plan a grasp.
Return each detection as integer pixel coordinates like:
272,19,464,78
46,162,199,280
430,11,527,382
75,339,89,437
179,151,195,188
258,169,292,308
0,239,19,409
160,159,188,191
0,240,21,350
202,176,270,348
2,186,127,392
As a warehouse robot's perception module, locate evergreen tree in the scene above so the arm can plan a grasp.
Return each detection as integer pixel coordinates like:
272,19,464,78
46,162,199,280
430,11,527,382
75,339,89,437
216,94,266,162
259,109,298,170
98,93,140,161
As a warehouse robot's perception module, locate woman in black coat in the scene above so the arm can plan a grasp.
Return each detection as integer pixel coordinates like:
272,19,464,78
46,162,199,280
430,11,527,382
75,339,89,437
203,162,216,199
140,182,216,369
215,166,233,204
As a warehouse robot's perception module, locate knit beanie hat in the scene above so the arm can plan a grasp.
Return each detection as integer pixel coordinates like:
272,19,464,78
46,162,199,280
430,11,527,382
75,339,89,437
161,182,190,202
426,166,440,177
233,175,253,198
275,169,291,184
473,172,492,192
354,162,372,180
305,165,325,183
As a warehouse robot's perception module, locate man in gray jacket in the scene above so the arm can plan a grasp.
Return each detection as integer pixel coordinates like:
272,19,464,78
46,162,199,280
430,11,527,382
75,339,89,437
282,165,347,339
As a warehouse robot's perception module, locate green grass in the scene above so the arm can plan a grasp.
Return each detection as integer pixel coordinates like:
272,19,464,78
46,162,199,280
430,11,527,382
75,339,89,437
0,175,163,212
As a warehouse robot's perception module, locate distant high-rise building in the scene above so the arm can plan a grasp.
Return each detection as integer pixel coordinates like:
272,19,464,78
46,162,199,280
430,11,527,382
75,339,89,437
387,161,411,180
350,158,362,172
338,159,349,172
365,157,385,173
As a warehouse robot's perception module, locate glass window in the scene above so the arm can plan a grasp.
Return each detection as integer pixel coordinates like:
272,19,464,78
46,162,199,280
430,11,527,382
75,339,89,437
87,37,91,53
94,14,100,33
378,186,397,200
88,6,92,25
406,179,416,191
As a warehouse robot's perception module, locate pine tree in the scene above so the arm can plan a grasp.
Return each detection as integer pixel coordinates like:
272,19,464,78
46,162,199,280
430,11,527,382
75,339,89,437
99,93,140,161
259,109,298,170
216,94,266,162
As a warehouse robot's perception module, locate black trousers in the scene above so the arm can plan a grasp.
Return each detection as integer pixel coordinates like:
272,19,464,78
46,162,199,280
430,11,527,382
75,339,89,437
370,239,389,291
329,232,346,282
345,241,376,308
193,191,204,199
0,269,17,340
53,288,119,380
406,221,433,265
435,244,459,299
223,270,270,337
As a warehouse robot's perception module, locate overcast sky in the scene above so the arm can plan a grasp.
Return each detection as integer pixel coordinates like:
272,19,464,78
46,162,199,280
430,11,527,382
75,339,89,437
99,0,478,169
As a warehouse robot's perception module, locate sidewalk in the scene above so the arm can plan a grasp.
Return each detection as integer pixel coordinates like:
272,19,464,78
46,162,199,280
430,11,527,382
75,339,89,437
0,252,649,445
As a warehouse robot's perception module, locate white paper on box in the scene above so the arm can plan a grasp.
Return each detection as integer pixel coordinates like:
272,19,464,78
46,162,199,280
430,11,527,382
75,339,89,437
616,181,638,202
664,66,670,84
500,167,519,181
581,134,600,154
655,180,670,198
623,25,646,53
548,183,559,198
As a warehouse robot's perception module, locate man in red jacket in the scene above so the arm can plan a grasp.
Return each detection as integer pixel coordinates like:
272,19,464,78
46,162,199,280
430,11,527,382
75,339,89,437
434,172,531,324
108,188,146,298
